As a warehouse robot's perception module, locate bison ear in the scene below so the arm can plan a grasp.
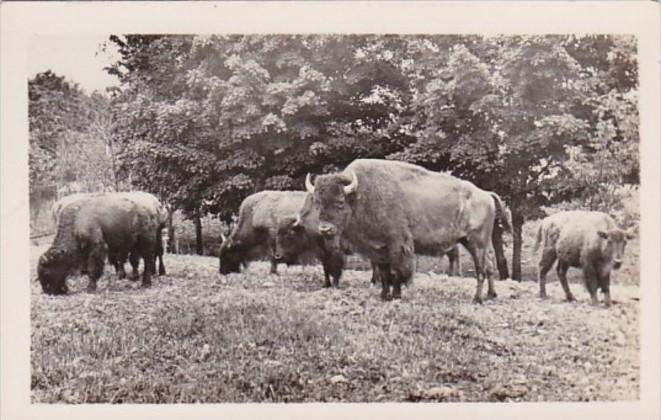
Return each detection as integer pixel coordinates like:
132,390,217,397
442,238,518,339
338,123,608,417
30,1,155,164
597,230,609,240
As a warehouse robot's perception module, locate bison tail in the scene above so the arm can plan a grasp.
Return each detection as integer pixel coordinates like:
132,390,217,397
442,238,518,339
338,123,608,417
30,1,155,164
490,192,512,233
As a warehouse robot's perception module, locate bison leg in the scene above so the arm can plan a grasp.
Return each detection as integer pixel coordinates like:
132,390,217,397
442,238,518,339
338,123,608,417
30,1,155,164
460,238,492,303
157,252,166,276
582,265,600,306
321,252,344,287
599,272,612,308
538,249,557,299
129,252,140,281
556,261,575,302
137,241,155,288
447,248,460,277
388,241,415,300
86,244,106,293
156,229,166,276
378,263,392,301
113,251,129,279
370,262,380,285
391,274,402,300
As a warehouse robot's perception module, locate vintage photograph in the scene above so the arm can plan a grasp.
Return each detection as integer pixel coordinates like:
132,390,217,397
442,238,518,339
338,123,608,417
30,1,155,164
1,1,659,419
27,32,641,403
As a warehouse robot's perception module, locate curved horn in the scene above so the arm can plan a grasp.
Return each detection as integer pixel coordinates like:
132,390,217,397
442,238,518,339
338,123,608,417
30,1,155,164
292,213,302,227
343,170,358,194
305,173,315,194
220,232,227,243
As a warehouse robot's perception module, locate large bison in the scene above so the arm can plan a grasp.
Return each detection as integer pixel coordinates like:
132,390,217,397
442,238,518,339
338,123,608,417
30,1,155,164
301,159,511,302
219,191,345,285
275,201,459,286
37,194,161,295
534,210,634,307
50,191,167,277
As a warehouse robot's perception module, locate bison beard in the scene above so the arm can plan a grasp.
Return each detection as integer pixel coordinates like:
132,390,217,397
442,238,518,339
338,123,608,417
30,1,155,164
303,159,510,302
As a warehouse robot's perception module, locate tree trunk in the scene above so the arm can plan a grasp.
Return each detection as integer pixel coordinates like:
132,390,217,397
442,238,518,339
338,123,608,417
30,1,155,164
491,224,509,279
194,210,203,255
511,208,525,281
167,207,175,255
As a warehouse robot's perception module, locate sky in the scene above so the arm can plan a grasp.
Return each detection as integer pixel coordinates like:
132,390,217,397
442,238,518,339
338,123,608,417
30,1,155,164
28,35,121,95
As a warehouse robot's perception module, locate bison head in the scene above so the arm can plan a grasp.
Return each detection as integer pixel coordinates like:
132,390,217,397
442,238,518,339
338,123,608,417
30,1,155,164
37,249,71,295
597,229,635,270
304,170,357,250
274,214,310,263
218,237,243,274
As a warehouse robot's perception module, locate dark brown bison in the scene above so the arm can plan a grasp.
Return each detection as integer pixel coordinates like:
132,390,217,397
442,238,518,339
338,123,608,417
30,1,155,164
275,201,459,287
302,159,511,302
51,191,167,278
274,210,355,288
219,191,345,284
534,211,634,307
37,195,160,295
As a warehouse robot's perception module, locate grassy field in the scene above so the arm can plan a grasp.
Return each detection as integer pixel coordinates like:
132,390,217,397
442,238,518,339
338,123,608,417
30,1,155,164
29,223,641,404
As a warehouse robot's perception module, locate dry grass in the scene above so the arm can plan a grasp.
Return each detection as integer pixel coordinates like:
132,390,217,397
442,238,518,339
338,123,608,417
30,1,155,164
30,228,640,403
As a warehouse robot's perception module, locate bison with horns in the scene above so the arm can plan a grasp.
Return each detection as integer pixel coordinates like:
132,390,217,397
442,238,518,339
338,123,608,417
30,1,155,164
219,190,345,285
300,159,511,302
37,193,163,295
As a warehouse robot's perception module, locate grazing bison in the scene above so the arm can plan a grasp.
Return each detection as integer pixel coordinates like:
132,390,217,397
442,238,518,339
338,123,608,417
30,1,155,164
534,211,634,307
51,191,167,277
302,159,511,302
37,195,160,295
219,191,345,284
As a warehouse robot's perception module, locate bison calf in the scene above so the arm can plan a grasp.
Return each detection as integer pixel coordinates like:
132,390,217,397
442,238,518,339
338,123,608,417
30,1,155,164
534,211,634,307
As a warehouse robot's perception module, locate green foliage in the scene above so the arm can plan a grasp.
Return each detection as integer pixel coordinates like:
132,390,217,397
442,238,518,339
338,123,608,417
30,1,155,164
29,71,118,194
105,34,638,277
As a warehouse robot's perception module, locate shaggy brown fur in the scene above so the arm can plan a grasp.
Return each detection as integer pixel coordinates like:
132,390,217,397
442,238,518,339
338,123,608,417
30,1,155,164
219,191,345,284
51,191,167,279
303,159,511,302
534,210,634,307
37,195,159,295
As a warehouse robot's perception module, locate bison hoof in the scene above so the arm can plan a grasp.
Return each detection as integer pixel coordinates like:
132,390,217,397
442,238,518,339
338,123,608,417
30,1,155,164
86,285,97,293
540,292,548,299
159,269,166,276
141,282,152,289
473,295,483,304
486,291,497,300
381,292,392,301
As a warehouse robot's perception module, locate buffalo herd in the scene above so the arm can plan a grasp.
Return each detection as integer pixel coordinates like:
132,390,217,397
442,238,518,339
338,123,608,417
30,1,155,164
38,159,634,307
